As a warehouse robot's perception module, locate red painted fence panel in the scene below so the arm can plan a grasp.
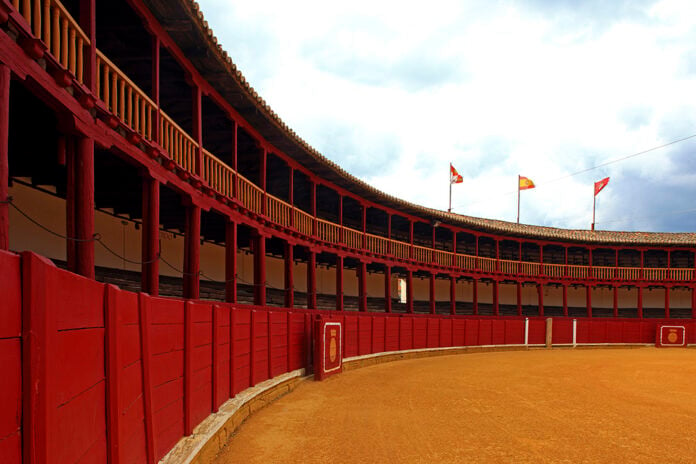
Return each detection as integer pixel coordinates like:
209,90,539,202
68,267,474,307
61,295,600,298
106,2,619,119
251,310,269,386
344,316,359,358
372,317,385,353
527,319,546,345
413,318,427,349
552,319,573,345
440,319,452,347
505,320,525,345
187,302,213,434
426,318,439,348
399,317,413,351
385,317,399,352
453,319,466,346
231,308,251,395
358,316,372,355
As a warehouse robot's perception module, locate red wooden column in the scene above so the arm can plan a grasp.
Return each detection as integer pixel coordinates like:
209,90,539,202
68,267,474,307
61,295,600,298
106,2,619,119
516,281,522,316
664,286,670,319
406,269,414,313
537,283,544,316
387,214,392,255
358,260,367,312
613,286,618,317
0,64,9,250
336,255,344,310
284,242,294,308
586,285,592,318
253,232,266,305
472,279,478,315
408,221,414,259
562,284,568,316
192,84,203,175
73,136,95,278
637,286,644,319
288,166,294,227
232,121,238,198
361,204,367,250
151,37,161,144
384,265,392,313
429,273,436,314
310,180,317,236
183,203,201,299
307,250,317,309
493,280,499,316
225,219,237,303
449,276,456,315
79,0,96,92
141,176,160,295
260,146,268,215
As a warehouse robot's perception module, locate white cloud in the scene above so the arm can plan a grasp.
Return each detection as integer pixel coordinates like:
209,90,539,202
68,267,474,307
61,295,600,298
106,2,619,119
198,0,696,232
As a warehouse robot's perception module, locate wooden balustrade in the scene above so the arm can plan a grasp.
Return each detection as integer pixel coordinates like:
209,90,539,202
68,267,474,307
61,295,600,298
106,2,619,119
478,257,496,272
344,227,362,250
433,249,452,266
499,259,518,275
202,149,234,198
413,245,432,263
293,208,313,236
456,254,476,270
237,174,263,215
12,0,89,83
543,263,565,278
266,197,291,227
390,240,410,259
566,265,589,279
592,266,614,280
160,112,198,172
366,234,389,256
643,268,667,281
617,267,640,281
96,51,154,140
317,219,341,244
670,268,693,281
521,262,540,276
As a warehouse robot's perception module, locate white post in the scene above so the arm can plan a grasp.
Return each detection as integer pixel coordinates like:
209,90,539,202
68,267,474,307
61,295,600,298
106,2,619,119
572,318,577,347
524,317,529,346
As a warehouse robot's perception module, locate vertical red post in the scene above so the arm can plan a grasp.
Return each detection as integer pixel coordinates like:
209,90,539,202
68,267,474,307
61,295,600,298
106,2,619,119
138,294,156,464
307,250,317,309
184,301,193,435
408,221,414,259
192,84,202,175
284,242,294,308
562,284,568,316
311,181,317,236
338,195,343,243
664,286,670,319
225,219,237,303
384,265,392,313
74,136,95,278
141,176,160,295
151,37,160,144
452,230,457,267
358,260,367,312
212,305,220,412
232,121,238,198
0,65,9,251
406,269,414,313
586,285,592,318
431,226,436,265
79,0,96,92
472,279,478,315
537,283,544,316
260,146,267,215
387,214,392,255
66,138,76,271
449,275,456,315
183,204,201,299
493,280,499,316
516,281,522,316
361,204,367,249
539,245,544,276
288,167,294,227
336,255,344,311
253,233,266,306
613,285,618,318
429,273,436,314
637,286,643,319
105,286,122,464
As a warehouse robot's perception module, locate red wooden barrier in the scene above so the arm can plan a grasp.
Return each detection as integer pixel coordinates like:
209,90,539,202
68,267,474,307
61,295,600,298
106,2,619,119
372,317,386,353
552,319,573,345
399,317,413,350
358,316,371,355
385,317,399,351
231,308,251,395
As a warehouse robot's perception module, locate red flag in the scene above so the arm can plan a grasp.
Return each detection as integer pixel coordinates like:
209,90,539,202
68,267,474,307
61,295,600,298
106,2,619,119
450,164,463,184
594,177,610,196
518,176,535,190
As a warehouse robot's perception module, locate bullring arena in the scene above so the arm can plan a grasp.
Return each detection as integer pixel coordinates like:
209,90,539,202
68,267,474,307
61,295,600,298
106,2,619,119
0,1,695,464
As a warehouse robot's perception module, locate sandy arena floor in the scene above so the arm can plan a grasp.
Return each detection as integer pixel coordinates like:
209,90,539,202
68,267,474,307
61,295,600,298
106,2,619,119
213,348,696,463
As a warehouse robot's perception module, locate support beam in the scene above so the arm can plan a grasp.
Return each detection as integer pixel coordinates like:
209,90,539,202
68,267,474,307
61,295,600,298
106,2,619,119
429,273,436,314
225,219,237,303
450,276,456,315
307,250,316,309
0,64,9,250
692,286,696,320
284,243,293,308
79,0,96,92
183,204,200,299
336,255,344,311
73,136,95,278
192,85,202,175
253,233,266,305
358,260,367,312
152,37,160,144
384,265,392,313
141,176,159,295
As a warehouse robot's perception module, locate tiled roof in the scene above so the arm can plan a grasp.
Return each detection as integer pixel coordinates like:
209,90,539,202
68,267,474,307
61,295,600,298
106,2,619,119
164,0,696,248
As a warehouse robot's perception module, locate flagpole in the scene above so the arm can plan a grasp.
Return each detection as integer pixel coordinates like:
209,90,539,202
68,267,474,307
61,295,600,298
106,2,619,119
448,163,452,213
591,189,596,231
516,175,520,224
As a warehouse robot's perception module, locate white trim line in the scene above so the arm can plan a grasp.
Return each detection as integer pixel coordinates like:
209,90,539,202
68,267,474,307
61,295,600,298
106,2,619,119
574,343,653,346
344,344,531,363
572,319,577,347
524,318,529,346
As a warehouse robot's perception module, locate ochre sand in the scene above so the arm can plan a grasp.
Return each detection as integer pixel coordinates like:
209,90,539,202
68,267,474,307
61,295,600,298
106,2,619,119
213,348,696,463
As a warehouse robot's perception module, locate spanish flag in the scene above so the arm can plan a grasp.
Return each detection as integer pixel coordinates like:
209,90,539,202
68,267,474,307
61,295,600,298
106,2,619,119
594,177,609,196
450,164,463,184
519,176,535,190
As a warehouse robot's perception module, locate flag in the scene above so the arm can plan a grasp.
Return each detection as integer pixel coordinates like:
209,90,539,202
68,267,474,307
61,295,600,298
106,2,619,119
450,164,463,184
519,176,535,190
594,177,610,196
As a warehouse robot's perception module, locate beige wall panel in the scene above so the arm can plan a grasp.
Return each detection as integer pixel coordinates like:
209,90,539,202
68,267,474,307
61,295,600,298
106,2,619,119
499,283,517,305
543,285,562,307
643,288,664,308
317,265,336,295
456,280,473,302
477,282,493,304
670,288,691,308
521,284,538,306
591,287,613,308
567,286,586,307
618,287,637,308
435,278,449,301
412,275,429,301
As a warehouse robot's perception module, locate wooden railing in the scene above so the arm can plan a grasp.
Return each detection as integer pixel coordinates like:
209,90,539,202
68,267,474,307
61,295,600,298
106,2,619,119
566,265,589,279
592,266,614,280
617,267,640,281
521,262,539,276
478,257,496,273
391,240,410,260
456,254,476,270
96,51,154,141
317,219,341,244
267,197,291,227
344,227,362,250
433,249,451,266
499,259,519,275
237,174,263,215
543,263,565,278
12,0,89,83
413,245,432,263
643,268,667,281
366,234,388,256
202,149,234,198
293,208,313,236
160,112,198,172
670,268,693,281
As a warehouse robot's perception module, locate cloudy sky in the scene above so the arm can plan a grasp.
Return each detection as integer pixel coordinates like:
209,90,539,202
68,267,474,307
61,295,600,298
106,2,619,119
197,0,696,233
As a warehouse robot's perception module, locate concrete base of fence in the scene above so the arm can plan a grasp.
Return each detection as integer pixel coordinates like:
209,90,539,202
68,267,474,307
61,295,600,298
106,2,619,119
161,369,309,464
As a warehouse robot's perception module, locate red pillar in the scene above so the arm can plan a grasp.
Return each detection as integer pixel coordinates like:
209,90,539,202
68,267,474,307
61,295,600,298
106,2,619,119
517,281,522,316
74,136,95,278
151,37,160,144
0,64,9,250
586,285,592,318
260,147,267,215
384,265,392,313
450,276,456,315
664,286,670,319
613,286,618,318
406,269,414,313
336,255,344,311
472,279,478,315
637,286,643,319
192,85,202,175
358,260,367,312
361,204,367,250
284,242,294,308
562,284,568,316
307,250,316,309
493,280,499,316
408,221,414,259
253,233,266,305
79,0,96,92
183,204,200,299
141,176,159,295
537,284,544,317
310,180,316,236
429,273,436,314
225,219,237,303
